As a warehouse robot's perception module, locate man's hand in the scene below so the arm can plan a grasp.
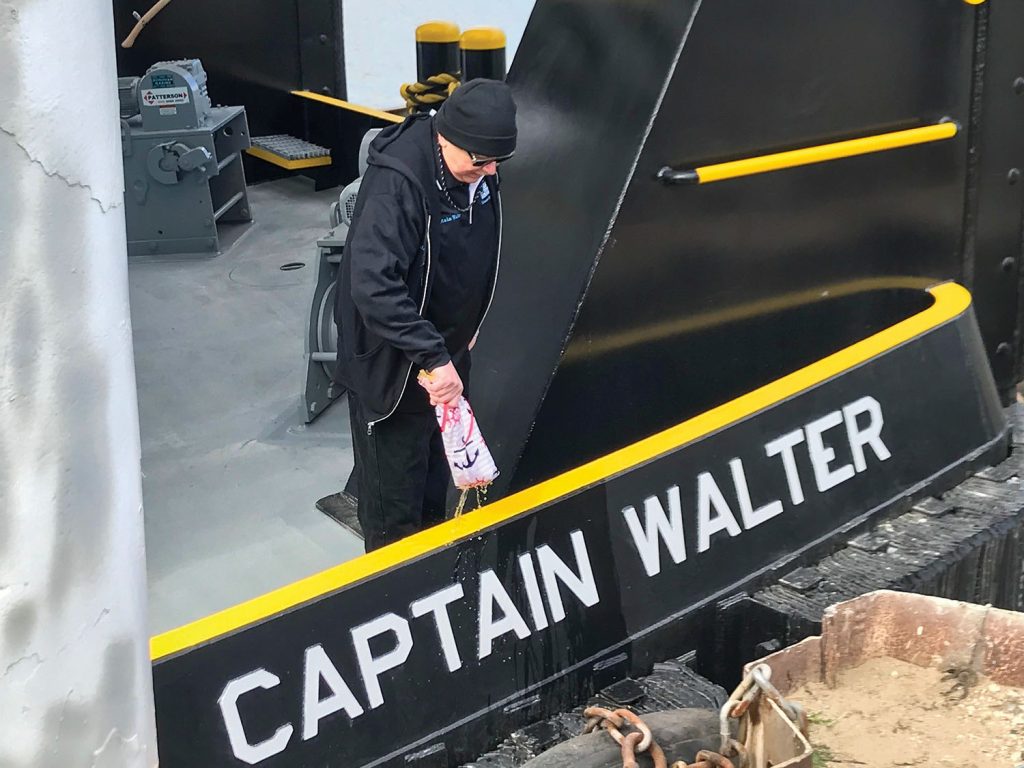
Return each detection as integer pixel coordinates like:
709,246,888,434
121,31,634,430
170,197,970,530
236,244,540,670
419,362,463,406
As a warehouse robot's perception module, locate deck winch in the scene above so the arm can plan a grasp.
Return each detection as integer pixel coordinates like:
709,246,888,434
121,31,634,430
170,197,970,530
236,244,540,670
120,59,253,256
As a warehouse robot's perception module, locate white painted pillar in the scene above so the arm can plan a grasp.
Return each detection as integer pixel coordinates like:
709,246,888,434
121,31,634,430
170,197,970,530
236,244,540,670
0,2,158,766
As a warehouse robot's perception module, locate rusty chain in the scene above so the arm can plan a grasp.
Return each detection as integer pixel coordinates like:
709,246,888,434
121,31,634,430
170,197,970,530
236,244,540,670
750,664,804,727
581,664,806,768
672,752,736,768
726,681,760,718
583,707,665,768
583,706,738,768
620,731,644,768
724,663,807,767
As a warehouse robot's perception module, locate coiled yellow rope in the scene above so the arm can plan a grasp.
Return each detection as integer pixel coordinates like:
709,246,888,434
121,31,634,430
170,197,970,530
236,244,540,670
400,73,460,113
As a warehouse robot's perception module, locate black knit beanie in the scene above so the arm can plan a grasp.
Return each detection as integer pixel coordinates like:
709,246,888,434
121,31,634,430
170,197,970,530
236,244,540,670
435,79,517,158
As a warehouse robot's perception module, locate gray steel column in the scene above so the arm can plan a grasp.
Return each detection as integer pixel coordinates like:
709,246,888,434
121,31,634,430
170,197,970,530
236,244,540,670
0,1,158,766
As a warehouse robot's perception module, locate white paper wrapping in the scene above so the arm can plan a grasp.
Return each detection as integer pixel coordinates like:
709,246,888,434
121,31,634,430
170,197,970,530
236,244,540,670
434,396,499,490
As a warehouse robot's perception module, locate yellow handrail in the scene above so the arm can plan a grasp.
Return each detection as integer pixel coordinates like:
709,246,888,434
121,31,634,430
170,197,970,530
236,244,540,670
658,122,959,185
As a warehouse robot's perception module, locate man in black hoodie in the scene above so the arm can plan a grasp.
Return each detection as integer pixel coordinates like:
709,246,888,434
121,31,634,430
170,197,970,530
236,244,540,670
334,79,517,551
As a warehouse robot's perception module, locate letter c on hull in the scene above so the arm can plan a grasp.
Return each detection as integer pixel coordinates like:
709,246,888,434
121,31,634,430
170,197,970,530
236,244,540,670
218,668,294,764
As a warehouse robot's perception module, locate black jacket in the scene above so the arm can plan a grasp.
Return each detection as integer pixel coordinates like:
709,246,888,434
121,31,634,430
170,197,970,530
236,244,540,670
334,114,502,424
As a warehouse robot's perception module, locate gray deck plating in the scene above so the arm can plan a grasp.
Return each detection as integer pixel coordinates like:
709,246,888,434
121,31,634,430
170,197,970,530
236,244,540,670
129,178,361,634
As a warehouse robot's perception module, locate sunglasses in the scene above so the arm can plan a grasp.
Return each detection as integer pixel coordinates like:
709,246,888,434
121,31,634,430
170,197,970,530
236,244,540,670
468,150,514,167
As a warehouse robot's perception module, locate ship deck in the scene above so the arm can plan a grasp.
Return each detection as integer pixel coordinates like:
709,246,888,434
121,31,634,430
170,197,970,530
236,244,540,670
129,177,362,634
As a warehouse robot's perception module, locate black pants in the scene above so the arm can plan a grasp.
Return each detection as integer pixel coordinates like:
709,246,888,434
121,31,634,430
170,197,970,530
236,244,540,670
347,394,449,552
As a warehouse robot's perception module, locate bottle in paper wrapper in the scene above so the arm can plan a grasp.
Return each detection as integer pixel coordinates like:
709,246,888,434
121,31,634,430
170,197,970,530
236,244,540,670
434,396,498,490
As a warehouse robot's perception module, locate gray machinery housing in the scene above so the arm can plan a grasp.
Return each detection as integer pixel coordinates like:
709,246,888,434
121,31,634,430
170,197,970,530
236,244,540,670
302,129,379,422
121,60,252,257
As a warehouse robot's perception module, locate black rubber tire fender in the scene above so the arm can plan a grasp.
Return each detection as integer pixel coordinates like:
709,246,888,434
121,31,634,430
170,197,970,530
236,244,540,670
520,709,726,768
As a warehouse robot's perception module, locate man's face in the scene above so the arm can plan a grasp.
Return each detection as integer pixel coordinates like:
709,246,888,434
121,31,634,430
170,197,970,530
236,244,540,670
438,134,501,184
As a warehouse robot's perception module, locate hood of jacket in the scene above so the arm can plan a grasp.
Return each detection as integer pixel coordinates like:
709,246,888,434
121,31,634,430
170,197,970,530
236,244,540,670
365,113,435,212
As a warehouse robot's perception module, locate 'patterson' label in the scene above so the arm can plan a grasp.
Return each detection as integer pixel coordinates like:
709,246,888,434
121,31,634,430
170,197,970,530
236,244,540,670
142,87,191,107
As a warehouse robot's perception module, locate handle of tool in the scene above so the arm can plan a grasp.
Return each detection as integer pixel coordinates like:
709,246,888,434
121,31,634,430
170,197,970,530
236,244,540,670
121,0,175,48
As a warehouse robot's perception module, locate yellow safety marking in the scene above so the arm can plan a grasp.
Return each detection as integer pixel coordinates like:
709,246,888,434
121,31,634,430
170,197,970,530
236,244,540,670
694,122,958,184
417,21,461,43
151,282,971,661
460,27,507,50
245,146,332,170
292,90,404,124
